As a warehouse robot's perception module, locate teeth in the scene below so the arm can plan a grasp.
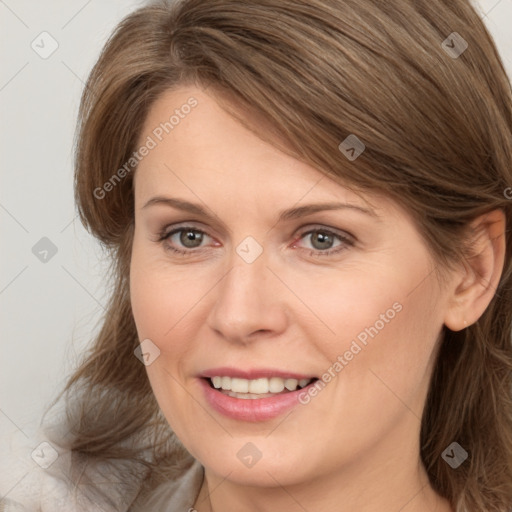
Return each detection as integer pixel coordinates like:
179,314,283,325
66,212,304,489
248,378,268,394
221,376,231,390
284,378,298,391
269,377,285,393
209,376,313,394
231,378,249,393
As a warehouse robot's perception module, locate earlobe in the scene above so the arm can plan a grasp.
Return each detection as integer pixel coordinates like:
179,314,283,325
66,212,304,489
443,209,506,332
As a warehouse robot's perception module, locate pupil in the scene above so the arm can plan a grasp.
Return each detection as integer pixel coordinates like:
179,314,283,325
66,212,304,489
181,230,202,248
312,232,333,250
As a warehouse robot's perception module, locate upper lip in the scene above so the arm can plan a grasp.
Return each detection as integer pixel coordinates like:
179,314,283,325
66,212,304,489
199,367,317,380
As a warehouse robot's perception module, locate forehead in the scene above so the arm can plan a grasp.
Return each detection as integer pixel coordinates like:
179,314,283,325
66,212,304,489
134,86,389,215
136,86,301,178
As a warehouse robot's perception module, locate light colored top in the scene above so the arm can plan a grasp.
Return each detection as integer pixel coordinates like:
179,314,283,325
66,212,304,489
131,460,204,512
0,459,204,512
0,422,204,512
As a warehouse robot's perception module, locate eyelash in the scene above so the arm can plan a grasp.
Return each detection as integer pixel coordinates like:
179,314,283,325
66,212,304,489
157,224,355,258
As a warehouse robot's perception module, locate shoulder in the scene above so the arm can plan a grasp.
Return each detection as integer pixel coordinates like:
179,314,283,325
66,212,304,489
131,460,204,512
1,414,202,512
0,421,70,512
0,421,142,512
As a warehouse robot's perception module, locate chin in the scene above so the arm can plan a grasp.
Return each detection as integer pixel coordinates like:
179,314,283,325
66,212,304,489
190,434,317,487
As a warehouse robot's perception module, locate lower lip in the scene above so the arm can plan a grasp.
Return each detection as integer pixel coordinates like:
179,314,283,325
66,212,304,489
199,378,315,422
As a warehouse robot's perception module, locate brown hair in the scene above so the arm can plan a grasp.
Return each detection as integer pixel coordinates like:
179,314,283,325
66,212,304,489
45,0,512,509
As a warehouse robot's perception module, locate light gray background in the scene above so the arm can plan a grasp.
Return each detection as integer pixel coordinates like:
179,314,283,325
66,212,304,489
1,0,511,500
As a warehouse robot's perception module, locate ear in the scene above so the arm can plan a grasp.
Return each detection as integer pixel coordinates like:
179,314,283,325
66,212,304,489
443,209,506,332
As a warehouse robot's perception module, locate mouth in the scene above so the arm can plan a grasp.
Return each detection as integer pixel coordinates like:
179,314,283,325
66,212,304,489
204,375,318,399
198,369,320,421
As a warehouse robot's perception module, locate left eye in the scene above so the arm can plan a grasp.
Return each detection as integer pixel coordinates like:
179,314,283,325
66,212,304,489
296,229,348,251
292,227,356,257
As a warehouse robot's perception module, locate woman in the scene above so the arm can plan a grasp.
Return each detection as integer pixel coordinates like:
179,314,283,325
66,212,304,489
3,0,512,510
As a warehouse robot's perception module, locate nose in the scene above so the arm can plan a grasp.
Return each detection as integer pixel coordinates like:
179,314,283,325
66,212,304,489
206,247,289,344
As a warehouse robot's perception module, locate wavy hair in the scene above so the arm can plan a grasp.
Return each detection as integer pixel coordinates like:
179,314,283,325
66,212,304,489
43,0,512,510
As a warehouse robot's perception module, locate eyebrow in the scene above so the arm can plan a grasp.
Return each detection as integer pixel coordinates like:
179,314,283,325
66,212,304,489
142,196,380,221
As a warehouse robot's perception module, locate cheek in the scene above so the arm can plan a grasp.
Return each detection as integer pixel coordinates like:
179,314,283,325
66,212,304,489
284,263,412,356
334,283,440,421
129,240,215,402
299,261,441,410
130,270,194,343
130,247,207,445
292,283,440,468
129,239,207,350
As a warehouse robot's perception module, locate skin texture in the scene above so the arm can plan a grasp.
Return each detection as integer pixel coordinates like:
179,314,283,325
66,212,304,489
129,86,505,512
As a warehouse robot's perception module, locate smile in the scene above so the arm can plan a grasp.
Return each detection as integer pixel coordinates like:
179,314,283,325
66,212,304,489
209,376,314,398
198,368,319,421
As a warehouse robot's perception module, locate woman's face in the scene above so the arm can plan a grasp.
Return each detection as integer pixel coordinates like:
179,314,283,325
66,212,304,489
130,85,454,487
